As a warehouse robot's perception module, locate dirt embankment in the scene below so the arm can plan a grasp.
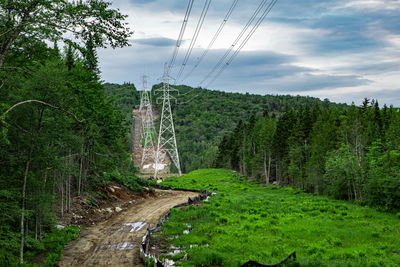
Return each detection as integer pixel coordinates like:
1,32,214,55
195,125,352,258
59,182,147,227
59,189,200,267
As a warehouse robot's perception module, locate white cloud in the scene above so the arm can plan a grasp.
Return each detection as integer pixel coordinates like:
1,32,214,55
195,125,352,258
339,0,400,11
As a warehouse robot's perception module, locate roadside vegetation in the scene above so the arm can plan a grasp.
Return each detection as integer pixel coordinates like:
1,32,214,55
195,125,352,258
156,169,400,266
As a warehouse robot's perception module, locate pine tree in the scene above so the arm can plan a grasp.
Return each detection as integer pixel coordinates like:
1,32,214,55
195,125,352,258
66,43,74,71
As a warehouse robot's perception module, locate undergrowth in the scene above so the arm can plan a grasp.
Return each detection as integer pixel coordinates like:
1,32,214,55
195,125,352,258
103,170,151,192
159,169,400,266
19,226,79,267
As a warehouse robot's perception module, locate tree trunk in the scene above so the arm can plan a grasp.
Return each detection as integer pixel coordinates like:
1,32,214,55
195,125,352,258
263,151,267,184
68,176,71,212
20,142,33,264
78,143,84,196
352,178,357,201
267,153,271,184
20,107,44,264
35,215,38,240
60,177,64,217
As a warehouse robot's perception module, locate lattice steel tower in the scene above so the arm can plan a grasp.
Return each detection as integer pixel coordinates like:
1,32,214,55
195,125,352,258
139,75,156,166
139,75,150,112
154,64,182,178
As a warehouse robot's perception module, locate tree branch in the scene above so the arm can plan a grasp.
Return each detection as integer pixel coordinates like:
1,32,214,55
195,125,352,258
2,100,84,123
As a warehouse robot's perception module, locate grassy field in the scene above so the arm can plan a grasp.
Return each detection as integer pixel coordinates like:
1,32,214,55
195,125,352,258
155,169,400,266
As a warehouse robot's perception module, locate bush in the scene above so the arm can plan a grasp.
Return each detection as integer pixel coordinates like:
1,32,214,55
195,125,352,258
41,226,79,265
44,252,60,267
103,170,151,192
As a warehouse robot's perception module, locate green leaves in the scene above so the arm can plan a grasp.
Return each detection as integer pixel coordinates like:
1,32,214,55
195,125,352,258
0,0,133,67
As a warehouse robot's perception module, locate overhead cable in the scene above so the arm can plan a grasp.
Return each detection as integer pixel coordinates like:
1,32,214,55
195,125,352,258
180,0,240,84
198,0,269,86
167,0,195,75
175,0,212,82
206,0,278,88
180,0,278,105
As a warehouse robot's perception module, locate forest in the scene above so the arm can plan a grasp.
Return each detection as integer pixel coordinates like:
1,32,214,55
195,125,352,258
0,0,146,264
214,100,400,210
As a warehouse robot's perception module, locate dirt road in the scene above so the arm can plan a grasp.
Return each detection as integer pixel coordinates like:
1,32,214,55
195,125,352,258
59,190,199,267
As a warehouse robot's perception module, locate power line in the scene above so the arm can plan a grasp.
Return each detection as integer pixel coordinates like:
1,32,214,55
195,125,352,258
179,89,205,105
180,0,278,105
180,0,240,84
205,0,278,88
167,0,195,75
175,0,212,82
198,0,269,86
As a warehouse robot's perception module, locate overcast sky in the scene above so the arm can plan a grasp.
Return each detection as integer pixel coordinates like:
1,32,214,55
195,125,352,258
98,0,400,106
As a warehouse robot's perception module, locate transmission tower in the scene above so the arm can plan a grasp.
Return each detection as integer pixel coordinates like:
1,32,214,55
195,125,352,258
154,64,182,178
139,75,156,166
139,75,150,112
139,75,150,137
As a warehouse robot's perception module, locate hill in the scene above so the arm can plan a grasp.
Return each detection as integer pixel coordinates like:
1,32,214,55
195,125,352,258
105,82,346,173
155,84,347,172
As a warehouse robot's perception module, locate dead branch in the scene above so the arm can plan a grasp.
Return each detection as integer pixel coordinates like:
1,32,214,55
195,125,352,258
2,100,84,123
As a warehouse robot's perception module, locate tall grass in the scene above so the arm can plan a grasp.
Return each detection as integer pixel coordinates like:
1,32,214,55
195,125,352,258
159,169,400,266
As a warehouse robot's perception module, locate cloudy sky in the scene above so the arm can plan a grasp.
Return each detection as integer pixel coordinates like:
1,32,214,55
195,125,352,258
98,0,400,106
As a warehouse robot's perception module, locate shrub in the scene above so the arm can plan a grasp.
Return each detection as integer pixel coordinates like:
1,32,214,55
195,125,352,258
44,252,60,266
102,170,151,193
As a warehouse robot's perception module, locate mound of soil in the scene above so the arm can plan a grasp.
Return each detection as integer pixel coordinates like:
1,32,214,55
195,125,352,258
59,182,153,227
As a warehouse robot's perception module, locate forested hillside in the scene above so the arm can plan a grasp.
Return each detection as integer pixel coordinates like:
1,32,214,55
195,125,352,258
104,82,139,114
0,1,142,264
151,84,346,172
215,99,400,210
104,82,140,154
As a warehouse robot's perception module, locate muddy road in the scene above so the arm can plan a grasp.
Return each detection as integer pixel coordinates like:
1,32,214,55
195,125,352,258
59,189,200,267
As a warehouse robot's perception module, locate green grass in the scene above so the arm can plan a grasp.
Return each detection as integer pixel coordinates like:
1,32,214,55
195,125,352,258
158,169,400,266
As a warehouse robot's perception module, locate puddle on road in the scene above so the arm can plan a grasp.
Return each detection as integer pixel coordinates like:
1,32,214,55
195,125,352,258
167,245,183,256
94,242,135,252
117,222,147,233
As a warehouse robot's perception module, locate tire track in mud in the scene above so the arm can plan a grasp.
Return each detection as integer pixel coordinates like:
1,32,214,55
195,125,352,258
59,190,200,267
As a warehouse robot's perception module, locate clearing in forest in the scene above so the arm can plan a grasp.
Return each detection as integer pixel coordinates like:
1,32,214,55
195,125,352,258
149,169,400,266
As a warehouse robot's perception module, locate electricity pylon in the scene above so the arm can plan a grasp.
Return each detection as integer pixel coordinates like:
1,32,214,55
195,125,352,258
154,64,182,178
139,76,150,138
139,75,150,112
139,75,156,166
